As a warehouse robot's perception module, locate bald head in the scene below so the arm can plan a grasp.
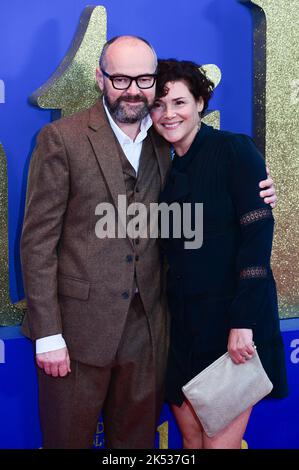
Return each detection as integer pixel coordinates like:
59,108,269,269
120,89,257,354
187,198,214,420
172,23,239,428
99,35,157,74
96,36,157,127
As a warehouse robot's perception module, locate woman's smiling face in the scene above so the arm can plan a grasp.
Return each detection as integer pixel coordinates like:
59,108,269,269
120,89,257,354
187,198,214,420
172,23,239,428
151,80,204,156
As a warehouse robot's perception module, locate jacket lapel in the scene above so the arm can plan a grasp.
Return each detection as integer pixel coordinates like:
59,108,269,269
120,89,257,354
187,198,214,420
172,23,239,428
87,101,127,209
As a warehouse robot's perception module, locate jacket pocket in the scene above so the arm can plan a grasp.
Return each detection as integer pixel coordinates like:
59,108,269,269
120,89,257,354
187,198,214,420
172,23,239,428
57,273,90,300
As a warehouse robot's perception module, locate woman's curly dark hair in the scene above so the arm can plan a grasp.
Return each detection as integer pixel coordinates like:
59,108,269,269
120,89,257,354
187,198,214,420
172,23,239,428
156,59,214,114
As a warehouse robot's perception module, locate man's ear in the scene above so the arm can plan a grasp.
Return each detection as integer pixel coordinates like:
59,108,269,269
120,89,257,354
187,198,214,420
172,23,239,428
96,67,104,92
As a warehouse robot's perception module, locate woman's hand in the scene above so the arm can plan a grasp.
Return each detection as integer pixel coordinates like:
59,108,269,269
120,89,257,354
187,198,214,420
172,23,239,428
227,328,255,364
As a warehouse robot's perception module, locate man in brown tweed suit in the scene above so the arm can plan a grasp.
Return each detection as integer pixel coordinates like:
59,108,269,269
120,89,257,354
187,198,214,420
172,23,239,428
20,35,276,449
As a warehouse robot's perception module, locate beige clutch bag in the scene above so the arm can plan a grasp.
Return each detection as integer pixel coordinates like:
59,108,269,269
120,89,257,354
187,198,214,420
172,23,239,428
182,349,273,437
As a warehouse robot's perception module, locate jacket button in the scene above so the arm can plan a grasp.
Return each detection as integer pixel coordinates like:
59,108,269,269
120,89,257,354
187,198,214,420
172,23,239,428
135,255,139,261
135,187,140,193
135,238,140,245
126,254,133,262
121,291,129,299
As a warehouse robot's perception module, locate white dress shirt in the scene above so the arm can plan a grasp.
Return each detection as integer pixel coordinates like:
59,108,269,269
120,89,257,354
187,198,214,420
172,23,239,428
36,100,153,354
103,99,152,173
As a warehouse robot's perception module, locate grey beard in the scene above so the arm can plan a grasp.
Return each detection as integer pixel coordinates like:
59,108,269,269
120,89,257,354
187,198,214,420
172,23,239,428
104,92,151,124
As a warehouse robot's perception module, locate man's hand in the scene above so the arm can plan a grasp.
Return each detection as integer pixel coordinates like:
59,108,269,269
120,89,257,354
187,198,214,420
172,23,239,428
259,166,277,208
227,328,255,364
36,347,71,377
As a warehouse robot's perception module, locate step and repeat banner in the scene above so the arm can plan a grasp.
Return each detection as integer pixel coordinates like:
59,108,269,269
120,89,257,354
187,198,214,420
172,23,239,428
0,0,298,448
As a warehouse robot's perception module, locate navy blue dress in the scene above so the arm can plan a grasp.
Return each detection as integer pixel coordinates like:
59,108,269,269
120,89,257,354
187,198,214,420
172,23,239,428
159,123,288,406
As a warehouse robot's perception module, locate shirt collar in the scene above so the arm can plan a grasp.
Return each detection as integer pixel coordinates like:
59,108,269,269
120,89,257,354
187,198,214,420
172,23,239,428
103,98,152,145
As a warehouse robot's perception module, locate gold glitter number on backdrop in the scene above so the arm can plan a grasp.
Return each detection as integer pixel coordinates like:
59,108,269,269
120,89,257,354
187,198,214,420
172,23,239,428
157,421,169,449
30,6,107,117
0,144,24,325
249,0,299,318
201,64,221,130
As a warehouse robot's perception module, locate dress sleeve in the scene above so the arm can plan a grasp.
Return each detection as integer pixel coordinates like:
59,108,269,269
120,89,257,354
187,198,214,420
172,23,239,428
226,134,275,329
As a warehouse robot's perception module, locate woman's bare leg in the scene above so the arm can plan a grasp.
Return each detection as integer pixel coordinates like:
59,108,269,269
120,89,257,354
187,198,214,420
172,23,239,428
171,400,204,449
202,406,252,449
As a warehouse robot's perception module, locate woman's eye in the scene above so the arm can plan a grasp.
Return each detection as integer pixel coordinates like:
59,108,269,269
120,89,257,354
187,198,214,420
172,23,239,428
176,100,185,105
153,102,162,108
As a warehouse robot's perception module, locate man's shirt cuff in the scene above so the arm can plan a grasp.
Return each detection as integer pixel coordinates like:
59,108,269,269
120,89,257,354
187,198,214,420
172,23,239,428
36,334,66,354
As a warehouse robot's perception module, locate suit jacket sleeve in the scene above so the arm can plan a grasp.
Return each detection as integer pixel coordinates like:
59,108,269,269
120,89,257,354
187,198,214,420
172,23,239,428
21,123,70,340
226,134,275,329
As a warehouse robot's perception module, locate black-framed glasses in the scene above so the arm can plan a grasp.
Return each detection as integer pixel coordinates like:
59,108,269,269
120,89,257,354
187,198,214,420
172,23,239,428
101,69,157,90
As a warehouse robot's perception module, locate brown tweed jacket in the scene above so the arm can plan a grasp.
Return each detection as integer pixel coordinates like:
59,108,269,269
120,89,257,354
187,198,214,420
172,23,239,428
20,100,171,367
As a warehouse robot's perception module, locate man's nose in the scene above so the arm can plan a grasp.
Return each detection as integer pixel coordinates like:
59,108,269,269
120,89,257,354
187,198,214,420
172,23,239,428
126,79,140,94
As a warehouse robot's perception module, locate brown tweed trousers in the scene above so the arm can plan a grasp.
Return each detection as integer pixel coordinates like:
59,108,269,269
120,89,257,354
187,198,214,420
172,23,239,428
20,100,171,448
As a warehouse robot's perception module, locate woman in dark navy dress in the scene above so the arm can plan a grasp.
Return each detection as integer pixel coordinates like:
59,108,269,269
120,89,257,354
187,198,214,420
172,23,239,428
151,59,288,449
